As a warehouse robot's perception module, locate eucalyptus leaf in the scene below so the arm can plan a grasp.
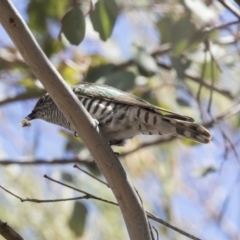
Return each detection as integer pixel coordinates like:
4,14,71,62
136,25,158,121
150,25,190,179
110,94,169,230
90,0,118,41
61,7,86,45
68,202,88,236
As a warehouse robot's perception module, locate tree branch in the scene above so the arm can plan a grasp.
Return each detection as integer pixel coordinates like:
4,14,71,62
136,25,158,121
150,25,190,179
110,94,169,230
0,90,46,106
0,219,24,240
218,0,240,19
0,1,151,239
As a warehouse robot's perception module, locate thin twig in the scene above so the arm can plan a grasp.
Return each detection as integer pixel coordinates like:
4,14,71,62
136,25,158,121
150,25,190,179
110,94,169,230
0,90,45,106
44,175,117,205
152,226,159,240
0,158,94,166
0,182,200,240
146,212,201,240
73,164,109,187
205,20,240,33
0,219,24,240
218,0,240,19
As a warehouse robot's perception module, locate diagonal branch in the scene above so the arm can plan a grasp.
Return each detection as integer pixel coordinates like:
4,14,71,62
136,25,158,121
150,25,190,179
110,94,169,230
0,1,151,239
0,219,24,240
0,90,46,106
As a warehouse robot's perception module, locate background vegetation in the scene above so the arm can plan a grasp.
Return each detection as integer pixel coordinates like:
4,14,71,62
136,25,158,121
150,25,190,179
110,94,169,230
0,0,240,239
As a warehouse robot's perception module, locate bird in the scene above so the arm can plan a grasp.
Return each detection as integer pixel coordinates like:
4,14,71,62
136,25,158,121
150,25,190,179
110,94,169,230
22,82,211,146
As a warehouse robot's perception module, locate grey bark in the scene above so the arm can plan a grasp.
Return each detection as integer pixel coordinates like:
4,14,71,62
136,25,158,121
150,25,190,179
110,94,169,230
0,0,151,239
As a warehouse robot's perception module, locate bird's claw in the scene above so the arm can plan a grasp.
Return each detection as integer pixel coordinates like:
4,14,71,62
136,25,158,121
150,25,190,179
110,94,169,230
93,119,99,129
74,132,78,137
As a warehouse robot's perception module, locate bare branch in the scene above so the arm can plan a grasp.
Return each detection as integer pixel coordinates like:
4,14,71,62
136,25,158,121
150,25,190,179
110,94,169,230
0,158,94,166
0,90,46,106
74,164,109,187
0,219,24,240
218,0,240,19
147,212,201,240
0,1,151,239
0,180,200,240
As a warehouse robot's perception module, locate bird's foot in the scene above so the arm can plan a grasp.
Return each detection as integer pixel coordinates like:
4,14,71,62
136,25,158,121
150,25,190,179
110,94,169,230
114,152,120,157
74,132,78,137
92,118,99,129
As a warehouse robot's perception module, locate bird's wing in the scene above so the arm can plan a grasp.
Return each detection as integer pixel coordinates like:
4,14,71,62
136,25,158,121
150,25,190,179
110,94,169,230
73,82,194,122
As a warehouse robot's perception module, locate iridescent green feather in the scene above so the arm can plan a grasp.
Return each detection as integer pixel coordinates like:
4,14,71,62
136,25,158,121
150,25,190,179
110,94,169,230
73,82,194,122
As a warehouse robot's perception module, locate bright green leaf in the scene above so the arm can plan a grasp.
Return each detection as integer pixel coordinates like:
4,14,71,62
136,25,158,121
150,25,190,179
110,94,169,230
90,0,118,41
61,7,86,45
68,202,88,237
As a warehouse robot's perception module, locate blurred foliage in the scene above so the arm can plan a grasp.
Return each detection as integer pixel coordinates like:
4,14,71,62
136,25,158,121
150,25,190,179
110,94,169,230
68,202,88,236
90,0,119,41
61,7,86,45
0,0,240,239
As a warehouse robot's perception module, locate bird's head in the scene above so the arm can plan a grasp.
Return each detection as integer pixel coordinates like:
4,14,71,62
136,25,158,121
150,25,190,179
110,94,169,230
22,93,55,126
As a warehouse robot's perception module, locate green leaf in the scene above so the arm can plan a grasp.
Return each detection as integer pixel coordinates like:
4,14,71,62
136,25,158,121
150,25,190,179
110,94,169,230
86,64,116,82
194,166,217,177
90,0,118,41
27,0,68,32
132,44,160,77
61,172,75,183
68,202,88,237
157,17,172,44
200,61,220,82
157,15,205,56
171,56,191,80
176,97,190,107
97,70,136,91
61,7,86,45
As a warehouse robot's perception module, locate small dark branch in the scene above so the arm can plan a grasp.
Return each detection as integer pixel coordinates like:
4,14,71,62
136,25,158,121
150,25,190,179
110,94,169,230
44,175,117,205
152,226,159,240
220,128,239,162
0,185,22,201
148,222,155,240
73,164,109,187
217,177,240,223
196,49,207,102
235,0,240,7
112,43,171,72
0,180,118,206
205,101,240,128
120,137,175,157
0,90,46,106
147,212,201,240
218,0,240,19
207,55,215,113
0,182,200,240
154,60,234,99
214,35,240,45
185,72,233,100
205,20,240,33
0,219,24,240
0,158,94,166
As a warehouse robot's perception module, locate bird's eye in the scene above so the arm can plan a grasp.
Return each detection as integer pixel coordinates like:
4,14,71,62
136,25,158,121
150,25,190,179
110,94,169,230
38,98,45,105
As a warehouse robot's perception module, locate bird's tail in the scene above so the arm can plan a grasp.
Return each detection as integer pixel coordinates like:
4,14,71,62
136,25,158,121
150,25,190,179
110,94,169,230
161,117,211,144
139,112,211,144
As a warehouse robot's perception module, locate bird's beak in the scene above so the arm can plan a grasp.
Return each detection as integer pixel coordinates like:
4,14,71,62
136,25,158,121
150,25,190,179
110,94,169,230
26,109,37,120
21,110,36,127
